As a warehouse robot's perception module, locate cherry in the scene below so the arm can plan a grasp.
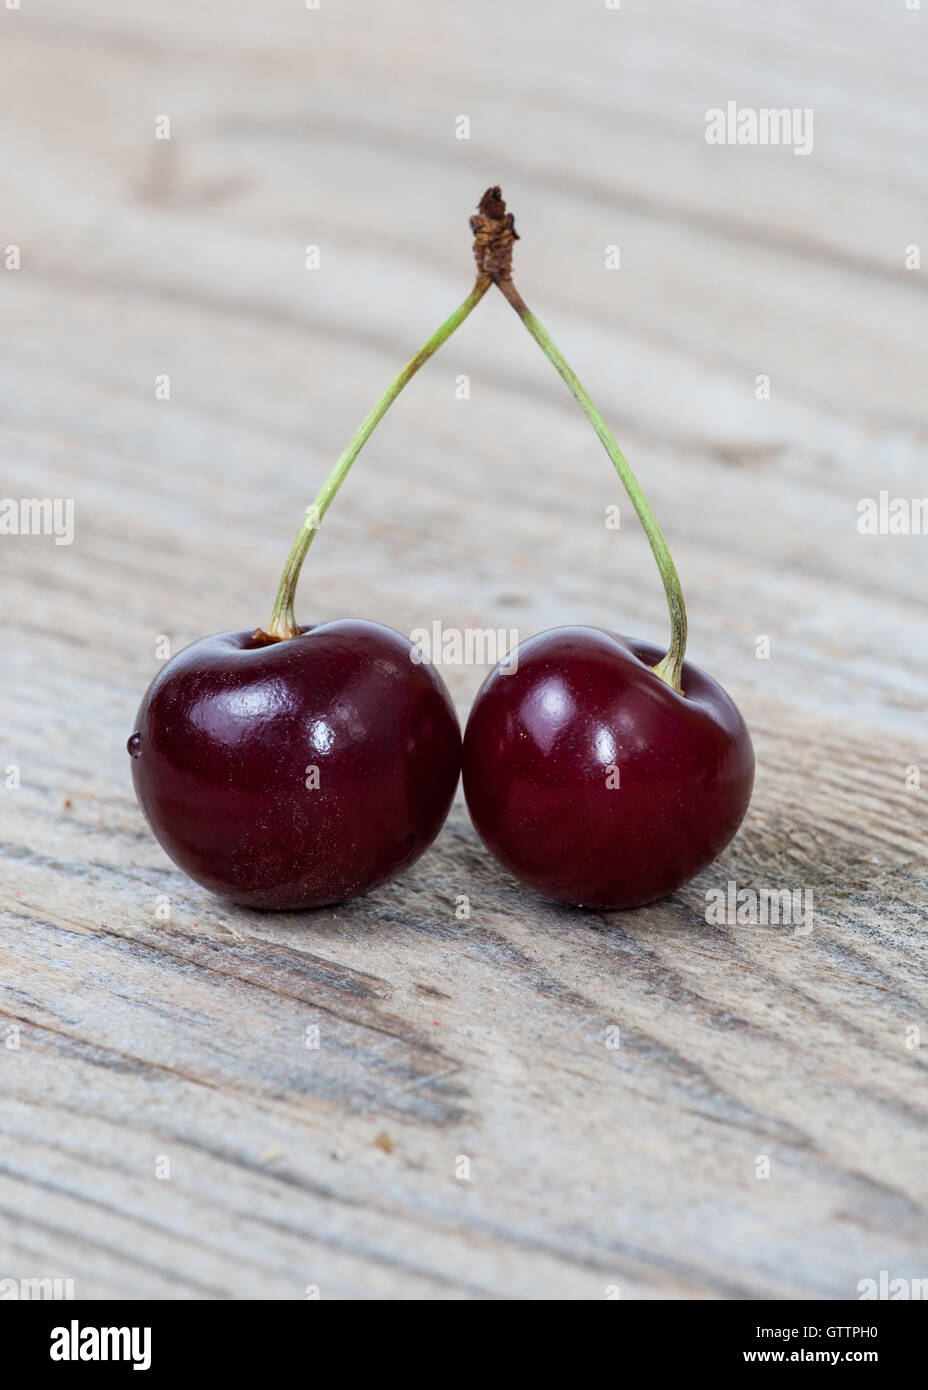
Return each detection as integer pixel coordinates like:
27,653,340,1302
128,251,494,910
463,629,754,909
130,621,460,909
460,189,755,909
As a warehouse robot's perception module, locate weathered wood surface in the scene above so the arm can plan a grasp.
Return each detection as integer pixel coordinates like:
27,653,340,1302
1,1,926,1299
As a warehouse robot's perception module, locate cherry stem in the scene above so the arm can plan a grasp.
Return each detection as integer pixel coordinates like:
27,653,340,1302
495,275,688,693
266,277,491,640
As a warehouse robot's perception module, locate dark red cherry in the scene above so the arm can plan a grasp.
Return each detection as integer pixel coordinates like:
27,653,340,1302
129,620,461,909
462,627,754,910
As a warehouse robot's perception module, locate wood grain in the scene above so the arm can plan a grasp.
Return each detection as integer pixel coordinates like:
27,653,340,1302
0,0,926,1299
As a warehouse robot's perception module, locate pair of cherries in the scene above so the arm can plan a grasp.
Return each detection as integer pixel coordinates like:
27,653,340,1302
129,192,753,913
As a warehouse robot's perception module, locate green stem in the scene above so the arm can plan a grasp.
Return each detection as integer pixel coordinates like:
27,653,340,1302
496,278,687,693
266,277,491,639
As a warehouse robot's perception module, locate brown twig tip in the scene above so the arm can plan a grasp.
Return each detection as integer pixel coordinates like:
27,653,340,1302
470,185,519,280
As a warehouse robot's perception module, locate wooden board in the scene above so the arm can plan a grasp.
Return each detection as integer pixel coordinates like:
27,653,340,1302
0,0,926,1299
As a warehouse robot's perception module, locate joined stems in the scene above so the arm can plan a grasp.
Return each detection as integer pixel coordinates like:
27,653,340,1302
267,187,688,695
266,277,491,639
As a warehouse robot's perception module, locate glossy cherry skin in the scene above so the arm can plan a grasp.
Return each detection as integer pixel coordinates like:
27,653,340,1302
129,620,461,909
462,627,754,910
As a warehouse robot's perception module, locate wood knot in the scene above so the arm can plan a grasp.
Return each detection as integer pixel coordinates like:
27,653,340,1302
469,186,519,280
